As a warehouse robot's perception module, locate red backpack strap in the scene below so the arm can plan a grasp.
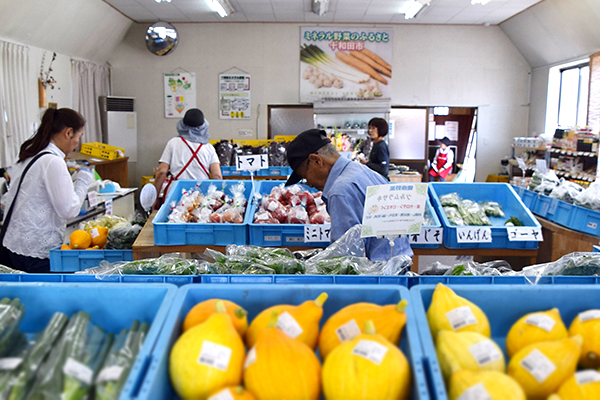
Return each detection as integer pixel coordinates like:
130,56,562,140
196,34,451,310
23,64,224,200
175,138,209,179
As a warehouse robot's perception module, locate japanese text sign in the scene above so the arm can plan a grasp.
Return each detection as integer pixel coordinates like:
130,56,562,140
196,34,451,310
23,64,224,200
409,227,443,245
304,224,331,242
236,154,268,171
507,226,543,241
361,183,427,238
456,227,492,243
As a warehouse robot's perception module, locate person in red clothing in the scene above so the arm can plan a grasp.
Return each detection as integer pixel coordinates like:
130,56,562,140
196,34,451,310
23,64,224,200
429,137,454,182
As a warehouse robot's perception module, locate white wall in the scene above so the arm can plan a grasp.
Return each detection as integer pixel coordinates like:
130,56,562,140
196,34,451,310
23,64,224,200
110,23,531,185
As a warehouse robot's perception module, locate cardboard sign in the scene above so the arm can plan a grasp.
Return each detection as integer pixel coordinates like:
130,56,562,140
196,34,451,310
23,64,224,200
456,227,492,243
361,183,428,238
506,226,543,241
304,224,331,242
409,227,443,245
236,154,268,171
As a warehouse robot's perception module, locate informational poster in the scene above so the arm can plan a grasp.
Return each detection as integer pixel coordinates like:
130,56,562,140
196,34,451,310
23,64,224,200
445,121,459,141
300,27,393,103
361,183,428,238
164,73,196,118
219,74,251,119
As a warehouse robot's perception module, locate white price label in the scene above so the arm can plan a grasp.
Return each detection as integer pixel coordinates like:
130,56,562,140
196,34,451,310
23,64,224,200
351,339,388,365
236,154,268,171
457,383,492,400
90,227,100,239
87,191,99,208
208,388,236,400
244,347,256,370
588,221,598,229
520,349,556,383
197,341,232,371
96,365,124,383
456,227,492,243
536,159,548,173
104,199,113,216
304,224,331,242
468,340,502,367
335,319,361,343
63,357,93,385
409,227,443,245
525,314,556,332
507,227,543,242
516,157,527,171
575,370,600,385
446,306,478,330
277,312,303,339
579,309,600,322
0,357,22,371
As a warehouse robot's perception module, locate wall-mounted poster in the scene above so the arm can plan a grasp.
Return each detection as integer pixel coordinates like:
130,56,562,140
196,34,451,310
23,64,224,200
219,74,251,119
164,73,196,118
300,27,393,103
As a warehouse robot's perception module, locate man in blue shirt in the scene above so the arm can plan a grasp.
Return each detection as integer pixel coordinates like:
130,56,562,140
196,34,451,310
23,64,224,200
286,129,413,261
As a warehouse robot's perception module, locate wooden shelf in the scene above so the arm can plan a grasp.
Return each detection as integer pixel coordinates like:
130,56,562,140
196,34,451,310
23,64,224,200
511,145,548,151
549,148,597,158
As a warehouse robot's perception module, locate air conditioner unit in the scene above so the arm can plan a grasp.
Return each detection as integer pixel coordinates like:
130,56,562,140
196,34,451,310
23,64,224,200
98,96,137,162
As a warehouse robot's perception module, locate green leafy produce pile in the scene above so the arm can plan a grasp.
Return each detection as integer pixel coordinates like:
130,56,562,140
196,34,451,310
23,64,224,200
0,298,146,400
440,193,509,226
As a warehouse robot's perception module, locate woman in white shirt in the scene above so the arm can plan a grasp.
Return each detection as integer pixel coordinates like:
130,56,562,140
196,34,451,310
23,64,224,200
1,108,93,272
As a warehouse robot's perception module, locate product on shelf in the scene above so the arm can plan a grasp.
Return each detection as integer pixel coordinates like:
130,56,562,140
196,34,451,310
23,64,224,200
253,184,330,225
61,215,143,250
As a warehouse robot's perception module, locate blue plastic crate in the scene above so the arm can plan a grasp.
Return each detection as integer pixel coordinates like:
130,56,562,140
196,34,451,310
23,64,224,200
0,282,177,400
248,180,330,247
567,203,600,237
429,183,540,249
255,166,292,177
511,185,538,211
594,245,600,252
531,193,574,228
220,166,251,176
410,284,600,400
198,274,411,286
134,284,429,400
153,180,254,245
411,198,442,249
48,246,133,272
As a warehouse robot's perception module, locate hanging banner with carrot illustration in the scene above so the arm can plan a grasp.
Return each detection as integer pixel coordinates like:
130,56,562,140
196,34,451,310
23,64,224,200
300,27,393,103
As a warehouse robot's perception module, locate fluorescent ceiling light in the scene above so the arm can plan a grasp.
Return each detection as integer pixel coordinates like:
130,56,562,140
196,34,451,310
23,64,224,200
312,0,329,16
207,0,234,18
471,0,492,4
154,0,171,3
402,0,430,20
433,107,449,116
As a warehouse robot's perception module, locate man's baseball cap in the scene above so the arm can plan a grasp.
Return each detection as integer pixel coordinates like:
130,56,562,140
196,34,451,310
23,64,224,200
285,128,331,186
183,108,204,127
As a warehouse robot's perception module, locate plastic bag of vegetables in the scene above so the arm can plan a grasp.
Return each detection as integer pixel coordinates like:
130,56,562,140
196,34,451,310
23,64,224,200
76,253,201,276
549,179,583,203
458,200,492,226
574,181,600,211
105,224,142,250
521,252,600,281
482,201,505,218
439,192,462,208
443,206,466,226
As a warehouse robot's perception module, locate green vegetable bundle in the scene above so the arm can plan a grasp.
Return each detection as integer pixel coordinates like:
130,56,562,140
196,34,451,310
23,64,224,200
482,201,505,218
95,320,149,400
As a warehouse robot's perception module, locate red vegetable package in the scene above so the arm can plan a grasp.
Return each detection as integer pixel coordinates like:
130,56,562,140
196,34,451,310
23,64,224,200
222,207,244,223
309,207,330,224
253,209,279,224
262,198,289,223
287,206,309,224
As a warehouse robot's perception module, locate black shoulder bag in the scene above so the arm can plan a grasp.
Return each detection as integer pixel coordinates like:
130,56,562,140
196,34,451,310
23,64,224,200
0,152,52,268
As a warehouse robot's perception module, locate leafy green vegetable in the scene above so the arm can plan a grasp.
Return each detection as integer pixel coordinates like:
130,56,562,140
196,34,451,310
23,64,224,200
505,216,523,226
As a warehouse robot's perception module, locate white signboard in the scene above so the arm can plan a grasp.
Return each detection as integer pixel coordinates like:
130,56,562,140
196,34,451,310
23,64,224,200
236,154,268,171
361,183,428,238
164,73,196,118
304,225,331,242
535,159,548,173
507,227,543,241
87,191,98,208
409,227,443,245
444,121,459,141
456,227,492,243
219,74,251,119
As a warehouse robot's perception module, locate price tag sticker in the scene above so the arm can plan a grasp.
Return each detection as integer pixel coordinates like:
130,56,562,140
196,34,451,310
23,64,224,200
104,199,113,216
457,383,492,400
96,365,124,383
456,227,492,243
468,340,502,367
0,357,22,371
351,339,388,365
516,157,527,171
536,159,548,173
208,388,236,400
520,349,556,383
277,312,303,339
198,341,232,371
525,314,555,332
87,191,99,208
236,154,268,171
335,319,361,343
409,227,443,245
446,306,478,330
579,309,600,322
575,370,600,385
63,357,93,385
506,226,543,242
304,224,331,242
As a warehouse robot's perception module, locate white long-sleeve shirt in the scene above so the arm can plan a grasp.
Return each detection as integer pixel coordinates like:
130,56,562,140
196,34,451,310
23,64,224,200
432,146,454,171
2,142,93,259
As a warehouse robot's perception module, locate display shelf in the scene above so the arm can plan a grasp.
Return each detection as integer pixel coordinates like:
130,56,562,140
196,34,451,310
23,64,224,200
554,169,595,182
549,147,597,157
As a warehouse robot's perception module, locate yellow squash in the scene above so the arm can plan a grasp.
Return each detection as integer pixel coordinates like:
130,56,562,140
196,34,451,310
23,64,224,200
244,310,321,400
245,292,328,349
183,298,248,336
318,299,408,360
448,370,525,400
426,283,490,338
568,309,600,368
170,301,246,400
507,336,582,400
208,386,256,400
322,320,411,400
435,330,505,382
505,308,568,358
548,370,600,400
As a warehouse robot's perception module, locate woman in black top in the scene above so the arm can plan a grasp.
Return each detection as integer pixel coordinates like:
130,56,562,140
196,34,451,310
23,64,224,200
360,117,389,179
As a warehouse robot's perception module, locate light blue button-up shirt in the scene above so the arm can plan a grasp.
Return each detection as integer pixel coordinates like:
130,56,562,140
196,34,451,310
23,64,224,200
322,157,413,261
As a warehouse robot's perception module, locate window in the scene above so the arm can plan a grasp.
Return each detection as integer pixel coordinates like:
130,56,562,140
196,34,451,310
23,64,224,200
557,63,589,128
